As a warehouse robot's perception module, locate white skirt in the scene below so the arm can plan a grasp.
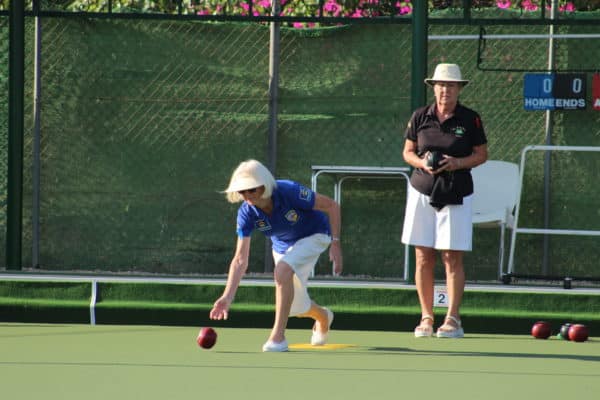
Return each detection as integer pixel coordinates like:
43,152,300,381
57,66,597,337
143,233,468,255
401,184,473,251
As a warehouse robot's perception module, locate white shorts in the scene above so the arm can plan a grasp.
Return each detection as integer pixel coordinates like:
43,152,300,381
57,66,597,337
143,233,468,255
401,184,473,251
272,233,331,316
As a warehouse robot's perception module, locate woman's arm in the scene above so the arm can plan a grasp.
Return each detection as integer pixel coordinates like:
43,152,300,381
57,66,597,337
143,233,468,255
209,236,251,320
313,193,343,275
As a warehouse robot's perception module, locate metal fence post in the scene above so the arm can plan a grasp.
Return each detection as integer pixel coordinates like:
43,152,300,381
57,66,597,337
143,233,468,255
264,0,281,273
32,6,43,269
407,0,428,283
542,0,558,274
6,0,25,270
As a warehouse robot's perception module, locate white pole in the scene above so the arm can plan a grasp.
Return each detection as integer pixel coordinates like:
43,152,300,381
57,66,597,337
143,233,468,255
90,280,98,325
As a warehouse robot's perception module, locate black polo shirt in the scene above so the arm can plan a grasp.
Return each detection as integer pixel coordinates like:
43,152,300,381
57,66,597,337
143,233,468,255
404,102,487,197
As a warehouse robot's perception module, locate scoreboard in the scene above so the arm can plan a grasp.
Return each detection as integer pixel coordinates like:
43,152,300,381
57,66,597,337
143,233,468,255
524,73,586,110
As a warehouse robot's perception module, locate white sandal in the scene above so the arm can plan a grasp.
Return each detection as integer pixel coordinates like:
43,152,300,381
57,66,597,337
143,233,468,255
436,315,464,338
414,315,434,338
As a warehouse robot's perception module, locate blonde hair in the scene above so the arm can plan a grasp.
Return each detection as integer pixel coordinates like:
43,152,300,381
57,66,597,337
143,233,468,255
224,159,277,203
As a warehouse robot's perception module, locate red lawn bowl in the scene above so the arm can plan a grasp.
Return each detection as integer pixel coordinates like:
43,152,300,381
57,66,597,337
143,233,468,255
196,327,218,349
568,324,590,342
531,321,552,339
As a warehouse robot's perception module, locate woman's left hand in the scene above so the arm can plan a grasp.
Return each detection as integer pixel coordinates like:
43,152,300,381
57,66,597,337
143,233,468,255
329,241,343,276
439,155,463,172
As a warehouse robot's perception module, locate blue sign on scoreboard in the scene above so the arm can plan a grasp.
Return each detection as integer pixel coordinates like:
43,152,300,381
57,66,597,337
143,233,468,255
524,73,586,110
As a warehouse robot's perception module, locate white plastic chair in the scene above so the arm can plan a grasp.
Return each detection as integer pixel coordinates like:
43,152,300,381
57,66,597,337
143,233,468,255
471,160,520,279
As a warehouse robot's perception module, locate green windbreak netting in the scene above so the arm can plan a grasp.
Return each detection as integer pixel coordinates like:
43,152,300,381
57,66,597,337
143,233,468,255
3,12,600,280
27,19,271,274
277,24,413,278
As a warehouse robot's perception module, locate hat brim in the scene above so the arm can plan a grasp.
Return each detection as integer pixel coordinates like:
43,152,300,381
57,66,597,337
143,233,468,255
425,78,469,87
224,176,263,193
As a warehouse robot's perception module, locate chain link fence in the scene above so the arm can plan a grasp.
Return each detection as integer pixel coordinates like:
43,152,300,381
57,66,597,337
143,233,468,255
2,10,600,281
22,18,272,274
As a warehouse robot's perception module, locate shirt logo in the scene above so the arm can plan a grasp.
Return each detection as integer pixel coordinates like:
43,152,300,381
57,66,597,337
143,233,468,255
285,210,299,224
453,126,466,137
299,186,312,201
255,219,272,232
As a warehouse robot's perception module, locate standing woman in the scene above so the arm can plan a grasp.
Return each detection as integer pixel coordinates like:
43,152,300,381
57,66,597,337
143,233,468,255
401,64,488,338
210,159,343,351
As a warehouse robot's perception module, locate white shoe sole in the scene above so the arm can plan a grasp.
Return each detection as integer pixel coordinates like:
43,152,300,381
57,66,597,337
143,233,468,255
414,327,433,338
436,327,464,338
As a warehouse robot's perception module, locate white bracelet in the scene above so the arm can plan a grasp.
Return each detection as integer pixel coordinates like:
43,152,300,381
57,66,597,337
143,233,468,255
332,237,340,241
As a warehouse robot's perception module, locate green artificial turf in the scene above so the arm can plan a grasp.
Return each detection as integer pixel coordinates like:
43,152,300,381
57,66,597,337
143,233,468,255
1,324,600,400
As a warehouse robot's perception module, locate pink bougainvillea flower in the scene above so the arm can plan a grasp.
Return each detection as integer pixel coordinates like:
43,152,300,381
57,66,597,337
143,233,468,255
292,22,304,28
324,0,342,15
496,0,511,9
547,1,575,11
259,0,270,7
394,1,411,14
521,0,538,11
398,5,411,14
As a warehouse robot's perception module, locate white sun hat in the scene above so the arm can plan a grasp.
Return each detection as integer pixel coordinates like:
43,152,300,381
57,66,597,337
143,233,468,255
424,63,469,86
224,173,263,193
223,159,277,203
224,160,270,192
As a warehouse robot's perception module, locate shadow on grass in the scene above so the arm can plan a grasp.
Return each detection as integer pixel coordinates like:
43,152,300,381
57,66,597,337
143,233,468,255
2,357,600,378
369,344,600,362
0,324,163,339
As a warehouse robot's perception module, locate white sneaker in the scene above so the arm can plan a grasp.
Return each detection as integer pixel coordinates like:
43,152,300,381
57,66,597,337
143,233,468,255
262,339,289,352
311,308,334,346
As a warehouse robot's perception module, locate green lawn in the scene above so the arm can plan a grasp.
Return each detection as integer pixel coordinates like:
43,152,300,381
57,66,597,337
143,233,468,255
1,323,599,400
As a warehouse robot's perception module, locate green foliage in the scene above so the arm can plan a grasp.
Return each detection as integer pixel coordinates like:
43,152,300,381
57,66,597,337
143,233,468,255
2,0,599,14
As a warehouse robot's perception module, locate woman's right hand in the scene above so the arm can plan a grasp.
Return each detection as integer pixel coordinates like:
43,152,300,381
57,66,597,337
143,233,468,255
422,151,435,175
209,296,231,320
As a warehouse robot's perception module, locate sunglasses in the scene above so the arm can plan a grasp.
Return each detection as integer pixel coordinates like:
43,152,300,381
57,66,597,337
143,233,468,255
238,187,259,195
